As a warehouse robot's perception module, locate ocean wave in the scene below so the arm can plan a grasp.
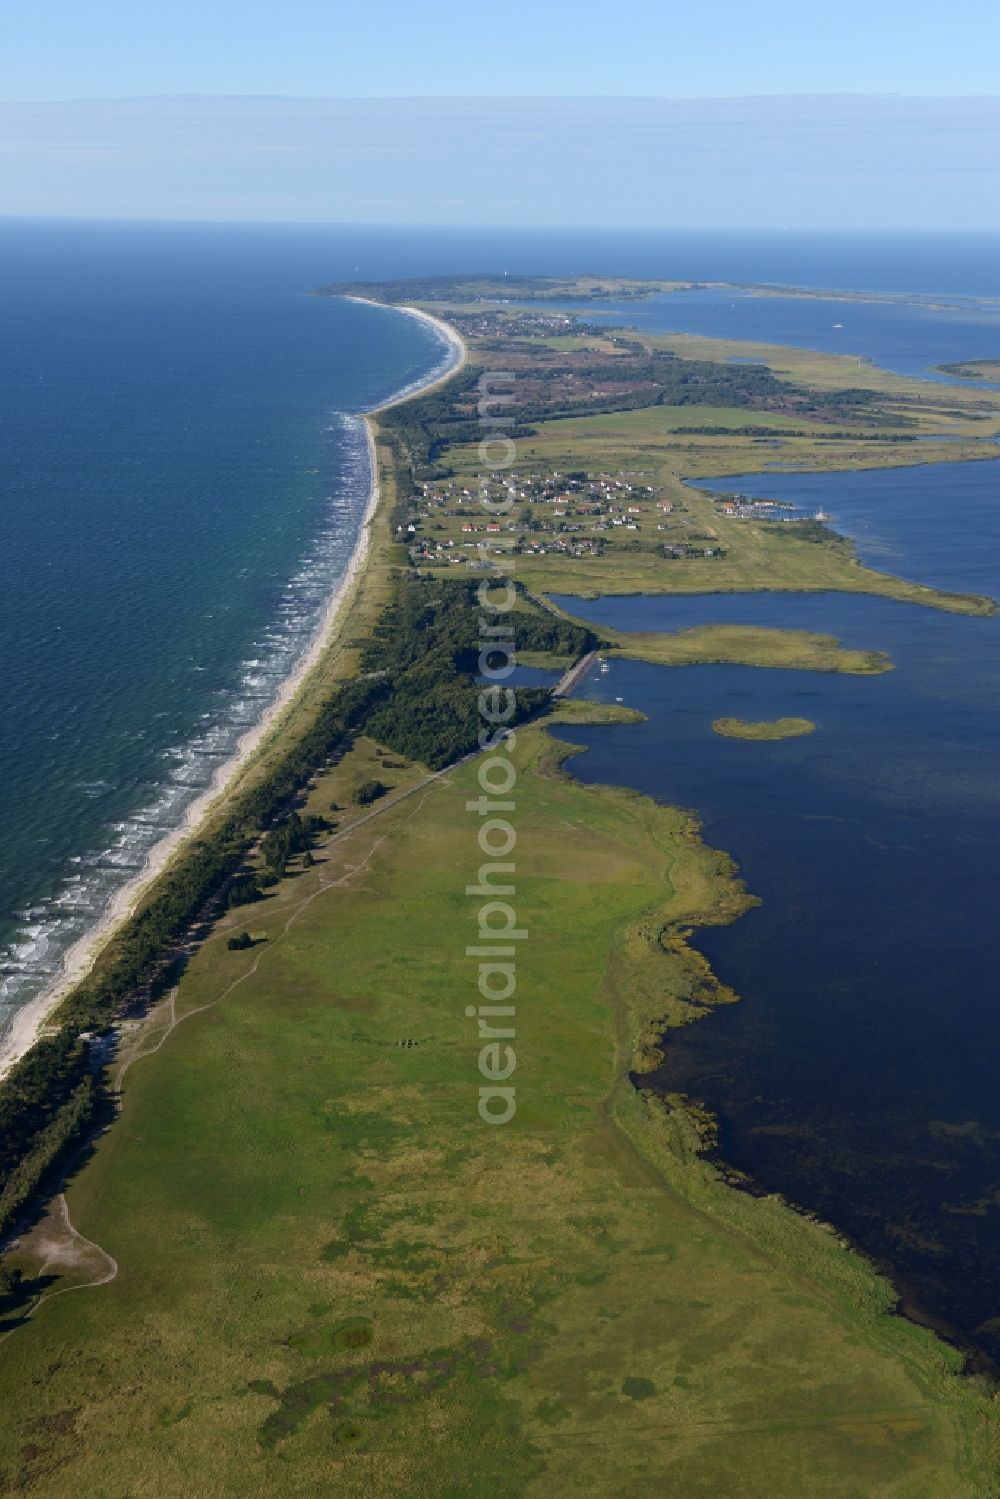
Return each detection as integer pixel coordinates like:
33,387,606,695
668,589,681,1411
0,411,375,1023
0,310,462,1040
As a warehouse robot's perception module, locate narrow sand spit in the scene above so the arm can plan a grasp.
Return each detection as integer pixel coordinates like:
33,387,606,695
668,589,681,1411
0,302,465,1080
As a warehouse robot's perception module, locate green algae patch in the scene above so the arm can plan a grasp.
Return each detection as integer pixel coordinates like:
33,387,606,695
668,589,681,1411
713,716,816,741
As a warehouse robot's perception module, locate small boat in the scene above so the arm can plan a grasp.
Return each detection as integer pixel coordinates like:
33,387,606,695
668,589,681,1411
832,322,844,329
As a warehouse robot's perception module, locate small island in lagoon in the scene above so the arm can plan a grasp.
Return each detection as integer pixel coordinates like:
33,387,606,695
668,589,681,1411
713,715,817,739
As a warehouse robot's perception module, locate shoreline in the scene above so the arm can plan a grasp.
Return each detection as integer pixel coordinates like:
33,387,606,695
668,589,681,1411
346,298,467,404
0,302,466,1082
3,275,997,1488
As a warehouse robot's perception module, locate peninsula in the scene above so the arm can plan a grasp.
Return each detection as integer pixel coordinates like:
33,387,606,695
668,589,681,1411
935,358,1000,381
1,274,998,1498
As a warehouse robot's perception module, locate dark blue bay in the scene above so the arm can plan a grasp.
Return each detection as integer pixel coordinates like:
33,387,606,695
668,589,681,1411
552,453,1000,1363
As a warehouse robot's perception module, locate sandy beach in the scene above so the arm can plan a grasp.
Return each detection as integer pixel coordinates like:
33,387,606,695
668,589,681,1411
0,301,466,1081
349,299,467,406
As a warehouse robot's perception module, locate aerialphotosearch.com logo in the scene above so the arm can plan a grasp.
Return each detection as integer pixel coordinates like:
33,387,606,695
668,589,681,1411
467,371,521,1126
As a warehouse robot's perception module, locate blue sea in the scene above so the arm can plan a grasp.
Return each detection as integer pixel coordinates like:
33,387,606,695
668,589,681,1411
0,221,462,1031
3,220,999,1029
4,221,1000,1359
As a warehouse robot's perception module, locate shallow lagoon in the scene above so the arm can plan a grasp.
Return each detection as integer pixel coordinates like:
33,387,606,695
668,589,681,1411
546,284,1000,386
553,455,1000,1363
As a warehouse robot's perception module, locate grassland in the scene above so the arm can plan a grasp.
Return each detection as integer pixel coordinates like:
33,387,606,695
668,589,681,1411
713,716,817,740
1,725,995,1496
411,324,1000,618
601,623,892,675
2,282,999,1495
545,697,648,725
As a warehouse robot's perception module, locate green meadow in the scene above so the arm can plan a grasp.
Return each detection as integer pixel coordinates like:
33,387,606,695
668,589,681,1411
3,287,1000,1496
1,725,995,1496
602,622,892,674
427,320,1000,616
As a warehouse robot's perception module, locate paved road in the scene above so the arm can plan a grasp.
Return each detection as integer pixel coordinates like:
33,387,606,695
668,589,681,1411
552,650,597,698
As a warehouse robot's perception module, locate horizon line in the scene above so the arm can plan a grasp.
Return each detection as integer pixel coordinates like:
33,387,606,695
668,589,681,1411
5,90,1000,106
5,214,1000,236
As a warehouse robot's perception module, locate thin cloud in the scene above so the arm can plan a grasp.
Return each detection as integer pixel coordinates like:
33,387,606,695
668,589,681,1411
1,95,998,227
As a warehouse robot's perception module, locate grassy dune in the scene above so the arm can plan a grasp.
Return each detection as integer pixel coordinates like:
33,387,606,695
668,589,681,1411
0,727,994,1496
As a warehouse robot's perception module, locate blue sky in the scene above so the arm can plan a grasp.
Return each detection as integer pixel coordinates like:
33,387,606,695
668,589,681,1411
2,0,999,99
1,1,998,227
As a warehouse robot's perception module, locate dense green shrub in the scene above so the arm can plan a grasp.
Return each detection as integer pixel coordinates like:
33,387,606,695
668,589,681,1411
353,780,389,806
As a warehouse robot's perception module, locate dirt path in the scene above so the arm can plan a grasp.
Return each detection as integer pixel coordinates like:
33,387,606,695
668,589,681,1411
119,755,468,1073
3,758,466,1338
0,1195,118,1345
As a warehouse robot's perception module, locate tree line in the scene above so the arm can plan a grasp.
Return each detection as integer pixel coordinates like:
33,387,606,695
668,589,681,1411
0,560,592,1237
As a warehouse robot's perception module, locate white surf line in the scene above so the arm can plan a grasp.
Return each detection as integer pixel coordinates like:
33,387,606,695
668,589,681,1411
0,304,467,1084
2,758,470,1334
345,298,468,403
